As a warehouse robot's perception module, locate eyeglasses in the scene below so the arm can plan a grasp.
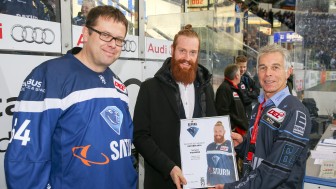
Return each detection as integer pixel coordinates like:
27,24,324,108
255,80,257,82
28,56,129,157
86,26,125,47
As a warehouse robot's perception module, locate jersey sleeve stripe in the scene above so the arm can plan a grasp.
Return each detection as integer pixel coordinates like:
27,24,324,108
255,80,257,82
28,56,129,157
206,151,233,156
14,88,129,113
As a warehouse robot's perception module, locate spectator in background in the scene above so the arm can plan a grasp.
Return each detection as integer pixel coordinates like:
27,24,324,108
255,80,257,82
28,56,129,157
215,64,248,136
234,0,242,33
73,0,96,26
236,55,260,119
242,4,249,29
330,53,336,69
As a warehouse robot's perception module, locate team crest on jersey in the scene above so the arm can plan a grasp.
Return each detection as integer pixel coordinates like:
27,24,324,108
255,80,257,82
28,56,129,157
113,77,127,94
187,121,199,137
266,108,286,123
233,92,239,98
100,106,123,135
212,155,220,165
240,84,246,89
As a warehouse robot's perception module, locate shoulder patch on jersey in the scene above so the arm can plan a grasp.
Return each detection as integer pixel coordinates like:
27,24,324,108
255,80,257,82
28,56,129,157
293,110,307,136
100,106,123,135
266,108,286,123
113,77,127,94
233,92,239,98
262,114,281,128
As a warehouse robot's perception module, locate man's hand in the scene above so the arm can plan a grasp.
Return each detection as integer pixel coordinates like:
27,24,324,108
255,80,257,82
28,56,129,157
215,184,224,189
231,132,243,147
170,166,187,189
208,184,224,189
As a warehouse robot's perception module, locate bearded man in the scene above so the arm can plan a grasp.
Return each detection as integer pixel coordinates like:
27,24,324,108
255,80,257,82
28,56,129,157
206,121,236,186
133,24,217,189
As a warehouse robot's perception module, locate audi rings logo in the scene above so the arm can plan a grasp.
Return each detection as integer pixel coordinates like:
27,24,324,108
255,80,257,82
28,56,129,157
11,24,55,45
122,40,136,52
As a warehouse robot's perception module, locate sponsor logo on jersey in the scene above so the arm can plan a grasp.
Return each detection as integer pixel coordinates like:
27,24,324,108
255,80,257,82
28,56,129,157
187,121,199,137
73,139,132,166
72,145,110,166
293,110,306,136
209,167,231,176
113,77,127,93
267,108,286,122
262,114,281,128
100,106,123,135
110,139,132,160
21,78,45,93
220,145,229,152
233,92,239,98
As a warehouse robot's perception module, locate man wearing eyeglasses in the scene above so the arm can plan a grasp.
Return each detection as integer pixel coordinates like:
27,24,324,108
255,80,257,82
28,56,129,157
5,6,137,189
133,24,217,189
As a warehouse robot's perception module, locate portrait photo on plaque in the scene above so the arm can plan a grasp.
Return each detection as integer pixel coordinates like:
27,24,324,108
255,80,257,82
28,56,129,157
180,116,238,188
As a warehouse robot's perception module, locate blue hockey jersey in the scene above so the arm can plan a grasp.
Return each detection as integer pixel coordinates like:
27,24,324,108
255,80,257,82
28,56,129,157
4,48,138,189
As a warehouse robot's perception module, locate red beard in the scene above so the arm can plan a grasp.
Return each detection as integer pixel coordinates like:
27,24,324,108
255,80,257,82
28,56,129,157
171,54,198,85
214,135,225,144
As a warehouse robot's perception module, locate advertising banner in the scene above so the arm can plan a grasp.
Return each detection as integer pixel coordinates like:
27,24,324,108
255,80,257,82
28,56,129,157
0,14,61,53
274,31,302,43
145,37,172,60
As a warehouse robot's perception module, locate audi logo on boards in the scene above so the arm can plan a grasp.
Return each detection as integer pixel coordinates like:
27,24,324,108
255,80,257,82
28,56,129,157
122,40,136,52
11,24,55,45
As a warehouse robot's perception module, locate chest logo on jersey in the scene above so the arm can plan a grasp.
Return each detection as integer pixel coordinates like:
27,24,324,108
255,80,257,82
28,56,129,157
72,145,110,166
240,84,246,89
212,155,220,165
113,77,127,94
100,106,123,135
266,108,286,123
233,92,239,98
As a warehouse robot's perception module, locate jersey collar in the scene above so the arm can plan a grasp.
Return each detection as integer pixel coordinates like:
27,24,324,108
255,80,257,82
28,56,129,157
258,87,290,107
